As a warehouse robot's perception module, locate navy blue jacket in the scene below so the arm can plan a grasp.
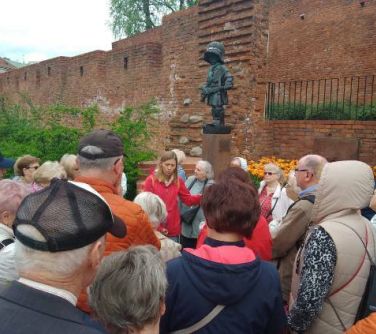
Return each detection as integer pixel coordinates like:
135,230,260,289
0,281,107,334
160,239,286,333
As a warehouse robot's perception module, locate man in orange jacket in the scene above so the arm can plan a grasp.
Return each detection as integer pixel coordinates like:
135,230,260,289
346,313,376,334
75,129,160,312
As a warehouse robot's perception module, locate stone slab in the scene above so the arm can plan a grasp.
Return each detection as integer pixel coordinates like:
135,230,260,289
313,137,359,162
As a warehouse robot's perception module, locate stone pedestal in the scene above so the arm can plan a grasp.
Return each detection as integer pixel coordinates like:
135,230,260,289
202,133,232,178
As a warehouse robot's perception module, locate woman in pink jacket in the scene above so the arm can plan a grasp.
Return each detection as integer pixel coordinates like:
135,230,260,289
143,151,201,241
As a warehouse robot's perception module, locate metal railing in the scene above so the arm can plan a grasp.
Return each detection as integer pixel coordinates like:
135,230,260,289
265,75,376,120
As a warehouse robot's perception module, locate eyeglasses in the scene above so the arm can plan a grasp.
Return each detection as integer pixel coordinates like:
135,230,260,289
264,172,275,176
25,165,39,170
294,169,309,173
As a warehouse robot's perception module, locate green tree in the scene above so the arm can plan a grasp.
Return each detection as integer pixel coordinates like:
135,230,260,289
110,0,198,38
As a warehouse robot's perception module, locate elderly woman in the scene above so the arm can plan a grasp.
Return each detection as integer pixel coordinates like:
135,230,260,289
258,163,292,232
285,170,301,202
230,156,248,172
160,177,286,333
89,246,167,334
197,167,272,260
143,151,201,241
13,155,40,189
134,192,181,261
171,149,187,181
60,154,79,180
180,160,214,249
0,180,29,286
32,161,67,191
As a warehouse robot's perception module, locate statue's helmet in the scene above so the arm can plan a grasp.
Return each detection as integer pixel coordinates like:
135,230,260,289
204,41,225,64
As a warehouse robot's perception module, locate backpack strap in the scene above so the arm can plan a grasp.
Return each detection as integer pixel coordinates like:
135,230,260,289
170,305,225,334
0,238,14,251
326,220,374,331
285,194,315,216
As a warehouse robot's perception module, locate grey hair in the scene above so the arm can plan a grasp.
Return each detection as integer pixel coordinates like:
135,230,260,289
60,154,78,180
33,161,67,185
89,246,167,333
171,149,186,164
299,154,327,178
197,160,214,180
78,146,120,171
14,225,104,277
133,192,167,229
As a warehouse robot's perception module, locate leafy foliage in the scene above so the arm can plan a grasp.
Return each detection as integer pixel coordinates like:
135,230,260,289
0,96,157,199
111,101,158,198
266,102,376,120
110,0,198,38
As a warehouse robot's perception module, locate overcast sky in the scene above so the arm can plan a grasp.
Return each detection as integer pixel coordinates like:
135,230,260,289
0,0,114,63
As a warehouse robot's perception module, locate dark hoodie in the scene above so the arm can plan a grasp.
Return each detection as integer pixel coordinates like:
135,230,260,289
160,238,286,334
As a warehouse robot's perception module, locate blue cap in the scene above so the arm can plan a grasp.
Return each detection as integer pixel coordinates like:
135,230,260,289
0,152,15,169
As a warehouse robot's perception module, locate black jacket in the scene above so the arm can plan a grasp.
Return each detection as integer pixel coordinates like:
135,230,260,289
0,281,106,334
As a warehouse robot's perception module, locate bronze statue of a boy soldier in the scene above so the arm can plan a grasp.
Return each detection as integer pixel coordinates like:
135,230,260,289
200,41,233,127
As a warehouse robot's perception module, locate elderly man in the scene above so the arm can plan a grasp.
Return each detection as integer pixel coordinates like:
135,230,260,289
0,151,15,179
89,246,167,334
0,179,126,334
272,154,327,303
75,130,160,311
75,129,160,252
0,180,29,286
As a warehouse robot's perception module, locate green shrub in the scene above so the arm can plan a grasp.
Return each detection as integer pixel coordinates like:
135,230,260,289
0,96,157,199
266,102,376,120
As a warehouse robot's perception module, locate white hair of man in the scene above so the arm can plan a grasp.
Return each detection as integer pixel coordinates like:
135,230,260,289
14,225,104,278
197,160,214,180
299,154,327,179
0,180,29,216
133,192,167,229
78,146,121,171
89,246,167,333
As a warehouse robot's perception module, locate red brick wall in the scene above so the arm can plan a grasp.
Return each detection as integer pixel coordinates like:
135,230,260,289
271,120,376,164
259,0,376,166
267,0,376,81
0,0,375,165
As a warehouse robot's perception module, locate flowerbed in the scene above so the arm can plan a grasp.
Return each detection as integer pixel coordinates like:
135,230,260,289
248,157,376,187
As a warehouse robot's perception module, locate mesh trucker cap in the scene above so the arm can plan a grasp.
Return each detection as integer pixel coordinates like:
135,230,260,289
13,178,126,252
78,129,124,160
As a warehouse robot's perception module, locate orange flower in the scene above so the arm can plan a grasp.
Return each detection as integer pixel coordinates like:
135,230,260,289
249,158,376,180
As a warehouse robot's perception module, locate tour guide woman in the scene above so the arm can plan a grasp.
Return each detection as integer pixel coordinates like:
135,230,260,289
143,151,202,240
160,177,286,333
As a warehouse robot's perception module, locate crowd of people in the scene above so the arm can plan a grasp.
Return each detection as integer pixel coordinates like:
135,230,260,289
0,130,376,334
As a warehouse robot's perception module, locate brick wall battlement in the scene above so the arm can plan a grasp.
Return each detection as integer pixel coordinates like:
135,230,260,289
1,0,375,165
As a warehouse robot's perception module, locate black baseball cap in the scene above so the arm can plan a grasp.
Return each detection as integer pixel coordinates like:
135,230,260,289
13,179,126,252
78,129,124,160
0,152,15,169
